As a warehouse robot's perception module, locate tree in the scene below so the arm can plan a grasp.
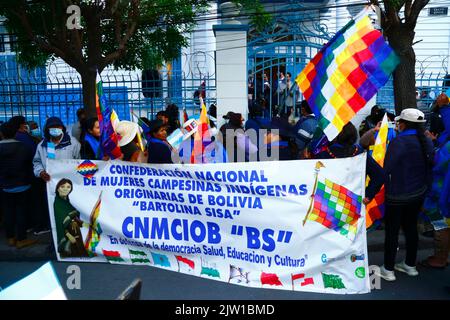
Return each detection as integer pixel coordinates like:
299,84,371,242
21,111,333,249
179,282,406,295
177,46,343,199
0,0,269,117
370,0,430,114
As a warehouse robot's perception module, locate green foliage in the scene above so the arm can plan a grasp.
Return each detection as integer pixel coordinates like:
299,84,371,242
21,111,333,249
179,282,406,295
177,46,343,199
233,0,272,32
0,0,269,71
0,0,208,70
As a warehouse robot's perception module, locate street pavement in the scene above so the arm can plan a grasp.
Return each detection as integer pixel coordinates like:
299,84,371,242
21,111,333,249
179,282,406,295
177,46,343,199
0,226,449,300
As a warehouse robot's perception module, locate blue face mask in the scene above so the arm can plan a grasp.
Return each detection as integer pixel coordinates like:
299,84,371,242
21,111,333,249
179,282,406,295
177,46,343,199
49,128,63,137
31,129,41,137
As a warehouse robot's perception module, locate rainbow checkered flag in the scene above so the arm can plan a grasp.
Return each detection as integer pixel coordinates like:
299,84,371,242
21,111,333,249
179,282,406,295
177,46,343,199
84,192,102,257
190,97,212,163
366,113,388,229
307,179,362,241
295,8,399,141
96,73,123,159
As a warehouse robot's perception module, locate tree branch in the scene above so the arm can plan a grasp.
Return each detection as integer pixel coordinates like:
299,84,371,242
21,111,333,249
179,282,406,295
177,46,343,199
10,5,80,70
405,0,412,20
100,0,140,70
409,0,430,27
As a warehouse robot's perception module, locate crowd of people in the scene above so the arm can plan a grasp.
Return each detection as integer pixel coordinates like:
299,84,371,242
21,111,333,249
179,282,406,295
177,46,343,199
0,92,449,287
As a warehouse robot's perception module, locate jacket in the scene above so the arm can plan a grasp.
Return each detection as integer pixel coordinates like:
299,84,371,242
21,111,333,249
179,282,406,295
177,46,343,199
147,138,173,164
33,133,81,177
384,129,434,203
0,139,34,189
294,115,318,150
263,141,295,161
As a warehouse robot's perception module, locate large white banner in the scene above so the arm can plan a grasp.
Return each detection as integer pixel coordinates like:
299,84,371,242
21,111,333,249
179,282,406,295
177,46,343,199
47,154,370,294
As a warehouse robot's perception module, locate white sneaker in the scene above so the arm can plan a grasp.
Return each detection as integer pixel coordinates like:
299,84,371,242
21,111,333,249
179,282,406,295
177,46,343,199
395,261,419,276
376,265,396,281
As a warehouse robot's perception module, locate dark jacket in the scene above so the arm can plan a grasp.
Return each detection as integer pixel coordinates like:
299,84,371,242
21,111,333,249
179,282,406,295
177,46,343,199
316,144,384,200
80,134,103,160
147,138,173,164
81,139,96,160
0,139,34,189
264,141,295,161
15,131,37,156
384,129,434,203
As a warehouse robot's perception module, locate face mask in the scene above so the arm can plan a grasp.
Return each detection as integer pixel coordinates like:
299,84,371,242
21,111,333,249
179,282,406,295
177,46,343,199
49,128,63,137
24,125,30,133
31,129,40,137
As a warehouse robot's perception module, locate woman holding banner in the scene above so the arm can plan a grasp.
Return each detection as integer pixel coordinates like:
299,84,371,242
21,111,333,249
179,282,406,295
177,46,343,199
314,122,384,204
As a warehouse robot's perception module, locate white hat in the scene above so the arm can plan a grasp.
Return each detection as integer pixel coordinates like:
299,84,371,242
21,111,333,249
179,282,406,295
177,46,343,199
394,108,426,123
115,120,139,147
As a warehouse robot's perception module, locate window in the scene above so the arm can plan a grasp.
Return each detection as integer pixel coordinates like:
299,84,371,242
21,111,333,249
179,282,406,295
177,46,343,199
9,35,17,52
0,34,5,53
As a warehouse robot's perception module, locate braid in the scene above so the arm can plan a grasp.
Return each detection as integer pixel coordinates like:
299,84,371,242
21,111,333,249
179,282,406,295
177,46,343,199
413,122,433,168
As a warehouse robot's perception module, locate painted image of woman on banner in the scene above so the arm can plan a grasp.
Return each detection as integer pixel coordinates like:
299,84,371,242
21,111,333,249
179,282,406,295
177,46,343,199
54,178,89,258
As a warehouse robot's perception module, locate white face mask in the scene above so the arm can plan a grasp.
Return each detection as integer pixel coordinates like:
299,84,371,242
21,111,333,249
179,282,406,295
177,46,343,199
49,128,63,137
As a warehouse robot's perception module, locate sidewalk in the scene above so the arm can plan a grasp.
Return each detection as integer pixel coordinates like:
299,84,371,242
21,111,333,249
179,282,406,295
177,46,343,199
0,226,55,261
0,224,434,262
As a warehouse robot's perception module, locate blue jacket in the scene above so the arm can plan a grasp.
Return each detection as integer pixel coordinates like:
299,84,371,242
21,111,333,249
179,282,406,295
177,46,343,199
147,138,173,164
294,115,318,150
384,129,434,203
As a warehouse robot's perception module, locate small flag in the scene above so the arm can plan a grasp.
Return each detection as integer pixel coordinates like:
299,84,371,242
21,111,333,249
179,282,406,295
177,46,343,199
167,129,187,150
102,249,124,263
260,272,282,286
322,273,346,289
47,142,55,159
307,178,362,241
0,262,67,300
229,265,250,284
129,249,151,264
295,9,399,141
151,252,171,268
76,160,98,179
291,273,315,287
350,253,365,262
201,266,221,278
200,259,220,278
176,255,195,270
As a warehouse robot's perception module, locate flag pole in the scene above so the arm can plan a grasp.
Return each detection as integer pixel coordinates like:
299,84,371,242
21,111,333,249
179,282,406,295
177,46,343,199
291,274,294,291
303,161,325,226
